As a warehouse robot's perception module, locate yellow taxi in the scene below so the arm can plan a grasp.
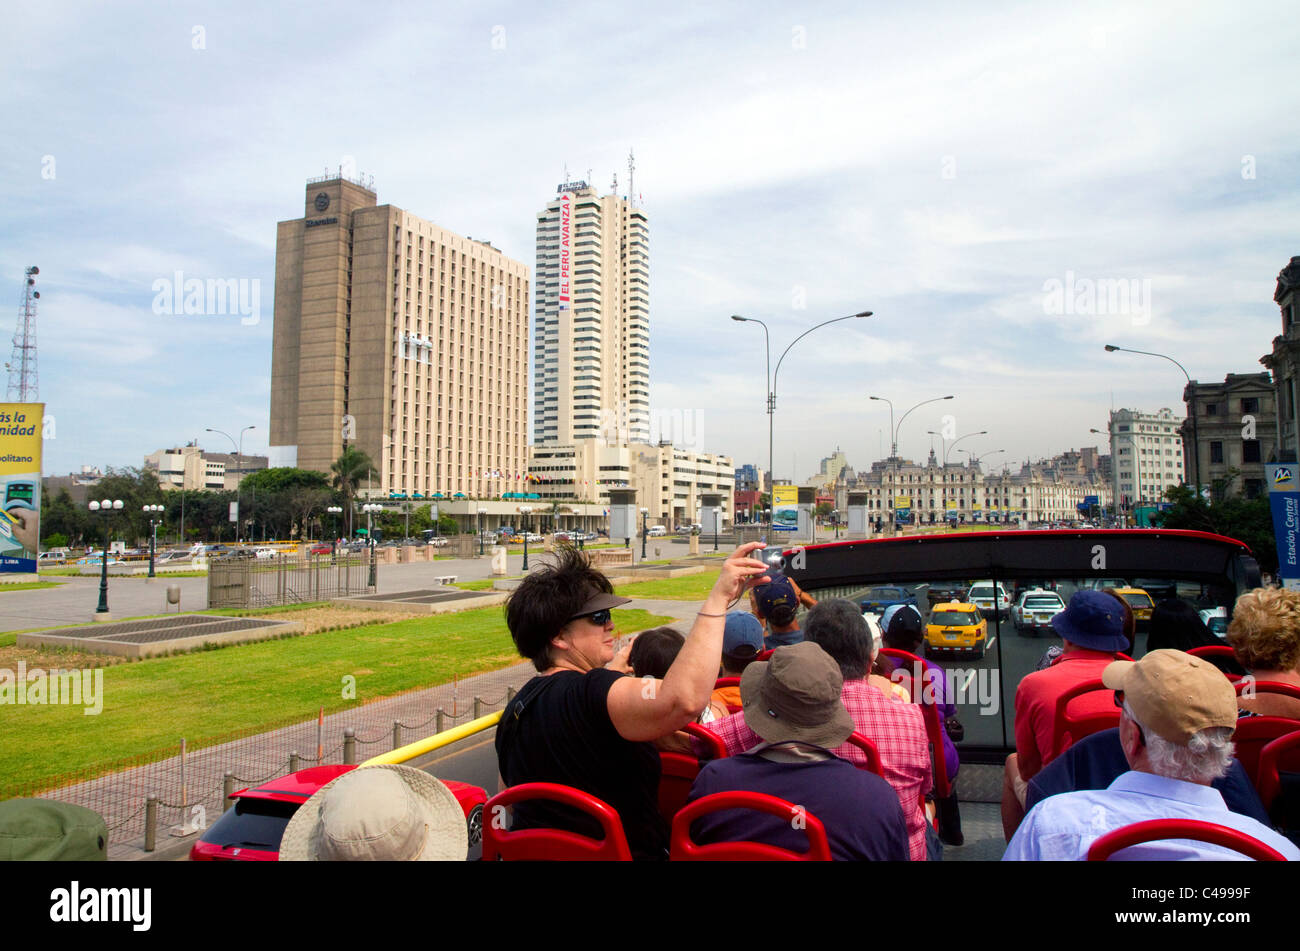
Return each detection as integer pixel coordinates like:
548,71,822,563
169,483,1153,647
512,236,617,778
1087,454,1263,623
1112,587,1154,629
924,602,988,658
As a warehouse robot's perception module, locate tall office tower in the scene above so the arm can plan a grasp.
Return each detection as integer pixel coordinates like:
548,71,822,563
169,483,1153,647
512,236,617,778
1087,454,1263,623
532,180,649,445
270,175,530,497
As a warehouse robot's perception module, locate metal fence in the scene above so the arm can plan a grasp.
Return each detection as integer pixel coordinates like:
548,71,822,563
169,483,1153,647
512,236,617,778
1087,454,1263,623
207,551,373,608
7,659,542,859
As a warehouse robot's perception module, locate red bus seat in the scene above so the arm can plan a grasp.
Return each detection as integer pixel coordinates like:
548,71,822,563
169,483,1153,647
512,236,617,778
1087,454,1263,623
657,723,728,824
1256,728,1300,813
670,790,832,861
482,782,632,861
879,647,953,798
845,731,884,776
1086,818,1287,861
1232,681,1300,783
1187,645,1242,681
1052,678,1120,760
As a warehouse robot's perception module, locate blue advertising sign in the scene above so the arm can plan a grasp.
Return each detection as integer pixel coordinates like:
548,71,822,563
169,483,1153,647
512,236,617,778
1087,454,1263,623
1267,465,1300,588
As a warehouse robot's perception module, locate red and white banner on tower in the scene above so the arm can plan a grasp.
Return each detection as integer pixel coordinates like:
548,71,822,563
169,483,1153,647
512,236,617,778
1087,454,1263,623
558,192,571,310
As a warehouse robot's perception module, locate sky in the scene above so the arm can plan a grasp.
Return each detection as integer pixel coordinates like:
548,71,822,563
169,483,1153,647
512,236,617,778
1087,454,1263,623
4,0,1298,484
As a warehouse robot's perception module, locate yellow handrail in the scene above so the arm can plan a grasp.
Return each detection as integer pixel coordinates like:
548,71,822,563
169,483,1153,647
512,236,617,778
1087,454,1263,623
361,710,503,766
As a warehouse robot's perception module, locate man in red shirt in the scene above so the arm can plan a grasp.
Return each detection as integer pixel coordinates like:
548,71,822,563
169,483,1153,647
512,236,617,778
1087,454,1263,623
1001,588,1129,840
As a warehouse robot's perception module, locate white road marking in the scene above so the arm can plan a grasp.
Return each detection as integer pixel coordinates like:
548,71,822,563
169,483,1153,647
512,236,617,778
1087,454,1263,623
961,668,977,692
984,637,997,652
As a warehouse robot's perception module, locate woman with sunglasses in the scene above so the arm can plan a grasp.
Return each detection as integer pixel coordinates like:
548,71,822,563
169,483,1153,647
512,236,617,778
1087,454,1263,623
496,542,770,860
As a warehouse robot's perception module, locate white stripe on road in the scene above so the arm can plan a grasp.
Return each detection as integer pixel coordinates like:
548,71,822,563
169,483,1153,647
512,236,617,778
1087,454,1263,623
984,637,997,653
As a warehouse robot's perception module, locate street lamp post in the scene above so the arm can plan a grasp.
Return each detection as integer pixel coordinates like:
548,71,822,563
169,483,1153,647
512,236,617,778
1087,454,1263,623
832,509,840,540
640,507,649,561
520,506,533,570
477,507,487,556
88,499,123,615
871,395,955,534
362,503,382,588
143,504,164,578
732,309,873,516
1104,345,1201,497
713,506,720,552
326,506,342,553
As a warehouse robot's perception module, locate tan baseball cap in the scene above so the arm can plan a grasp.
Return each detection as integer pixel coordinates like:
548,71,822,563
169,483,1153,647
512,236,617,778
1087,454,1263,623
1102,649,1237,745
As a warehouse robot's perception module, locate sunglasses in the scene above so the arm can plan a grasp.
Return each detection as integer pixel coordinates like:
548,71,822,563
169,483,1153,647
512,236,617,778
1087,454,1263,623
572,609,612,626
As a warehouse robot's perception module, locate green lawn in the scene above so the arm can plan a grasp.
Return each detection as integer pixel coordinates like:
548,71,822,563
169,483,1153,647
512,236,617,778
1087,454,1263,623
0,605,672,797
614,571,721,601
0,581,63,592
453,579,497,591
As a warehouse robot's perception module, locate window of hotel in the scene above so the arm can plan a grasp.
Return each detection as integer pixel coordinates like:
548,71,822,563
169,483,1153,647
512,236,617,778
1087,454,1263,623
1210,442,1224,464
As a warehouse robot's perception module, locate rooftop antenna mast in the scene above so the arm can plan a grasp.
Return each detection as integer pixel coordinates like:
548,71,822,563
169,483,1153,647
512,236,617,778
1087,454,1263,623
627,149,636,207
7,266,39,402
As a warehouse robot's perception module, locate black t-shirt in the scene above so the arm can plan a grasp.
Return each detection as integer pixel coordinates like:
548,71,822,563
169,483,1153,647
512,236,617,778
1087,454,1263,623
495,668,667,860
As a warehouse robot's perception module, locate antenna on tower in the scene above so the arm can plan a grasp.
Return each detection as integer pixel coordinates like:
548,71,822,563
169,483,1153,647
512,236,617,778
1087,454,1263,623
563,163,570,184
612,172,618,194
627,149,636,207
7,266,39,402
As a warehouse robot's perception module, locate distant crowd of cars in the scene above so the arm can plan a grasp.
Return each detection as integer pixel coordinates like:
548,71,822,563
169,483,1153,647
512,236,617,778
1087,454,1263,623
858,575,1227,660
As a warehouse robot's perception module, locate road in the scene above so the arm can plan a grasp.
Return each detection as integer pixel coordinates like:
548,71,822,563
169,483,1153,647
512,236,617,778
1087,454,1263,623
1,551,575,633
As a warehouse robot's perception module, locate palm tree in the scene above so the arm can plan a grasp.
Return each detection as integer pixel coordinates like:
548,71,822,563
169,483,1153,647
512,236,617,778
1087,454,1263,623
331,446,375,539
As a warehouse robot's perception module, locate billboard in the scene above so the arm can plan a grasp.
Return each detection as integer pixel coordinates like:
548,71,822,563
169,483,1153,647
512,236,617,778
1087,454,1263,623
893,494,911,523
0,403,43,573
1267,465,1300,588
558,192,572,310
772,484,798,532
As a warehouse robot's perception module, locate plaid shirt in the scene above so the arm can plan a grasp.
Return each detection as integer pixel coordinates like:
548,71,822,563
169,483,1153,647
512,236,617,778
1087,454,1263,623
701,679,933,860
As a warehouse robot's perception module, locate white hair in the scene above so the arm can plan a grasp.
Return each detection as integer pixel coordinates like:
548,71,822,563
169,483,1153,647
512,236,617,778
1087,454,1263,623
1123,701,1235,784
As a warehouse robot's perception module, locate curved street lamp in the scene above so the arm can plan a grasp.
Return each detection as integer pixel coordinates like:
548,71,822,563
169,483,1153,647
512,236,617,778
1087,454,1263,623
520,505,533,570
1104,344,1200,496
870,395,954,533
732,310,873,530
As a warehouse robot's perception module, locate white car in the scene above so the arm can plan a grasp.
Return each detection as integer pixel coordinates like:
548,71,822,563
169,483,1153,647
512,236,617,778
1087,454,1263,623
647,526,667,537
967,581,1012,619
1199,607,1228,638
1013,590,1066,634
254,547,278,559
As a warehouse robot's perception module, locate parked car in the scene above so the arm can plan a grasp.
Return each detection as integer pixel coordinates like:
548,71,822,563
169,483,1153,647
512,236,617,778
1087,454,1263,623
1012,589,1066,635
428,536,449,547
647,526,667,537
254,547,278,559
309,543,333,556
38,551,66,565
924,602,988,658
188,764,486,862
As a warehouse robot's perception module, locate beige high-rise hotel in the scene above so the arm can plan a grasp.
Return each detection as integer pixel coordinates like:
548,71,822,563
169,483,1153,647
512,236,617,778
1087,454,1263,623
269,175,529,497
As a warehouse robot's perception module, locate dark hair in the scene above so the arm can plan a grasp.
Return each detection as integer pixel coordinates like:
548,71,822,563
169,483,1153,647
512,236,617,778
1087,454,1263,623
766,603,798,628
802,599,870,681
628,627,685,679
883,607,923,651
505,547,615,672
1146,598,1212,652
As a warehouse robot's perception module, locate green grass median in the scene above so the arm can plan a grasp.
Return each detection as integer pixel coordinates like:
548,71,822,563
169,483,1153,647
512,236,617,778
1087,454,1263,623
614,571,721,601
0,605,672,797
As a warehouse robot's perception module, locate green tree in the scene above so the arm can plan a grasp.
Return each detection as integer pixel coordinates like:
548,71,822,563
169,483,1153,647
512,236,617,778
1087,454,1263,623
330,447,375,538
1155,477,1277,574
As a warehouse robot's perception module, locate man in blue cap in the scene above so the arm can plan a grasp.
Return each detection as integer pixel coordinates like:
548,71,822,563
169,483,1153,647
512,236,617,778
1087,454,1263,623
1001,588,1131,840
752,573,812,648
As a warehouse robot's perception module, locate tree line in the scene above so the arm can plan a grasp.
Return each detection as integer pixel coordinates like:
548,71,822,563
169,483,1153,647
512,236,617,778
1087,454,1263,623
40,449,458,549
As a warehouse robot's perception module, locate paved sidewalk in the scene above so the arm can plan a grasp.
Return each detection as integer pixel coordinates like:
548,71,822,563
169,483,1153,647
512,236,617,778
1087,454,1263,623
24,593,698,860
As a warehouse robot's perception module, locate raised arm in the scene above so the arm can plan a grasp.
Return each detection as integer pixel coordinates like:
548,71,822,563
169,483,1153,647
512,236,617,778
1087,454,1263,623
606,543,769,742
